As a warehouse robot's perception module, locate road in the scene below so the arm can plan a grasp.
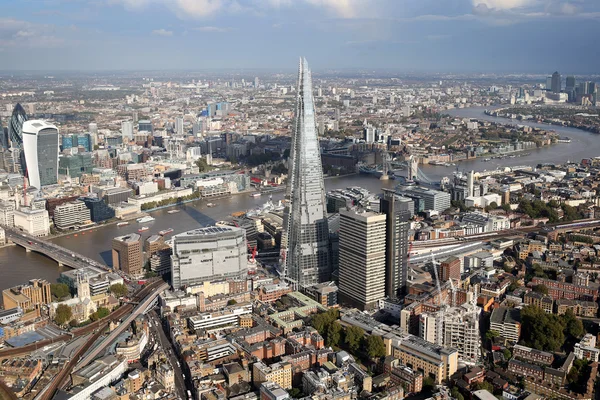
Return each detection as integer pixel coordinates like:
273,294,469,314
29,279,168,400
74,281,169,370
148,310,188,399
3,226,108,271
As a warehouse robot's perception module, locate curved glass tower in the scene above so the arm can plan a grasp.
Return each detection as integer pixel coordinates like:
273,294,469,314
8,103,28,148
22,120,59,188
282,58,331,288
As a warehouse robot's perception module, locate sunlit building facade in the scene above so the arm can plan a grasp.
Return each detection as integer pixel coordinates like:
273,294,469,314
22,120,59,188
282,58,330,288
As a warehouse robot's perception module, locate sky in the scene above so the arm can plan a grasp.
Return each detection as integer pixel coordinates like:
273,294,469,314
0,0,599,73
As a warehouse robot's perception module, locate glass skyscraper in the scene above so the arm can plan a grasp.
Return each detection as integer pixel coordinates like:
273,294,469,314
282,58,331,288
22,120,59,188
8,103,28,148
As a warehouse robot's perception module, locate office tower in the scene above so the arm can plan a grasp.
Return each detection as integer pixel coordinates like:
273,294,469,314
439,256,461,281
112,233,143,277
88,123,98,135
22,120,59,188
121,121,133,141
138,119,153,133
566,76,576,91
254,77,260,88
170,226,247,289
0,121,8,150
338,209,386,310
551,71,561,93
381,190,412,298
175,116,184,135
53,200,91,230
8,103,27,148
467,170,474,197
282,58,331,288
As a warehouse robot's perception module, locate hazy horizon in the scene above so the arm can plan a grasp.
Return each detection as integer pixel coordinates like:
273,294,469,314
1,0,599,73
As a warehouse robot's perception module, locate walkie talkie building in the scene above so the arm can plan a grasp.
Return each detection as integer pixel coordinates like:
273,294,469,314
282,58,331,288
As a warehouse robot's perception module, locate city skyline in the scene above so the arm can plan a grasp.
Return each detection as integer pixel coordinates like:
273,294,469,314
0,1,599,72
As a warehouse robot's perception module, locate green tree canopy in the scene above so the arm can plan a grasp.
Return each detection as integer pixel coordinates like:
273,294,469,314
51,283,71,300
110,283,127,298
532,284,549,295
365,335,386,359
326,321,342,347
55,304,73,325
344,326,365,353
520,305,565,352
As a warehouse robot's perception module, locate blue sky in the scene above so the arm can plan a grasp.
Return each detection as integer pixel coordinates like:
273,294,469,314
1,0,599,72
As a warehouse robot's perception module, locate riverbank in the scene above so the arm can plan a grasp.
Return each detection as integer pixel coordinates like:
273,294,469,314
486,107,600,135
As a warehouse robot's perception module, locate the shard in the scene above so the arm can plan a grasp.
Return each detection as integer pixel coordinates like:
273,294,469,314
282,58,331,289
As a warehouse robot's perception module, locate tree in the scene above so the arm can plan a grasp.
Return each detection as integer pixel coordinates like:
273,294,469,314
451,387,464,400
473,381,494,392
145,271,158,278
195,158,213,173
55,304,73,325
288,388,302,398
51,283,71,300
422,376,435,391
345,326,365,353
96,307,110,319
327,322,342,347
532,284,549,295
485,329,500,341
227,299,237,306
501,203,512,212
110,283,127,298
520,305,565,352
503,348,512,360
365,335,386,359
562,309,585,340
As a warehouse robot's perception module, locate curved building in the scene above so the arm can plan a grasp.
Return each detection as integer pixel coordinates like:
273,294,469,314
22,120,59,189
8,103,28,148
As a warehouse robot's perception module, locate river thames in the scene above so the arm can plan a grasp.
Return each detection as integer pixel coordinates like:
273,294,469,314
2,106,599,291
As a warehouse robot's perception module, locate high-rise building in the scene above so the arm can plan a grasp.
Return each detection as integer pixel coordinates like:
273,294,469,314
566,76,576,91
8,103,27,148
0,120,8,150
175,117,184,136
381,189,411,298
551,71,561,94
88,123,98,135
112,233,143,277
22,120,59,188
138,119,153,133
121,121,134,141
282,58,330,289
338,209,386,310
254,77,260,88
170,225,247,289
439,256,461,281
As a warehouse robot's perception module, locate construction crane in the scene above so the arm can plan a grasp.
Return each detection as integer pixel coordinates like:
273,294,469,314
430,252,450,346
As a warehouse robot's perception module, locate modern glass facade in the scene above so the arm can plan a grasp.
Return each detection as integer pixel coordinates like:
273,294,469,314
60,134,92,152
82,197,115,222
138,120,153,133
282,58,331,288
59,153,94,178
8,103,28,148
22,120,59,188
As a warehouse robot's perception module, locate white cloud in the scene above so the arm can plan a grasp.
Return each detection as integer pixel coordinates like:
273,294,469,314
471,0,538,10
152,28,173,36
194,26,230,32
0,18,66,48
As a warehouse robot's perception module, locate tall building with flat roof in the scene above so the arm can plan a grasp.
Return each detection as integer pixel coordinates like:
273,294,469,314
112,233,143,277
282,58,330,288
22,120,59,188
381,189,411,298
551,71,561,94
171,225,247,289
338,209,386,310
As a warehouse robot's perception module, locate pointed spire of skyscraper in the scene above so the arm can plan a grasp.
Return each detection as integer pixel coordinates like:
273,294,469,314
282,58,331,289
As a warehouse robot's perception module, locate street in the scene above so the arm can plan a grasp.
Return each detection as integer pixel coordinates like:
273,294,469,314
148,309,189,399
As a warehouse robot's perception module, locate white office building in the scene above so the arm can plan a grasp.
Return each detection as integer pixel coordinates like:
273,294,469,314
22,120,59,189
13,207,50,237
338,209,387,310
171,225,248,289
121,121,133,141
188,303,252,331
54,200,91,230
